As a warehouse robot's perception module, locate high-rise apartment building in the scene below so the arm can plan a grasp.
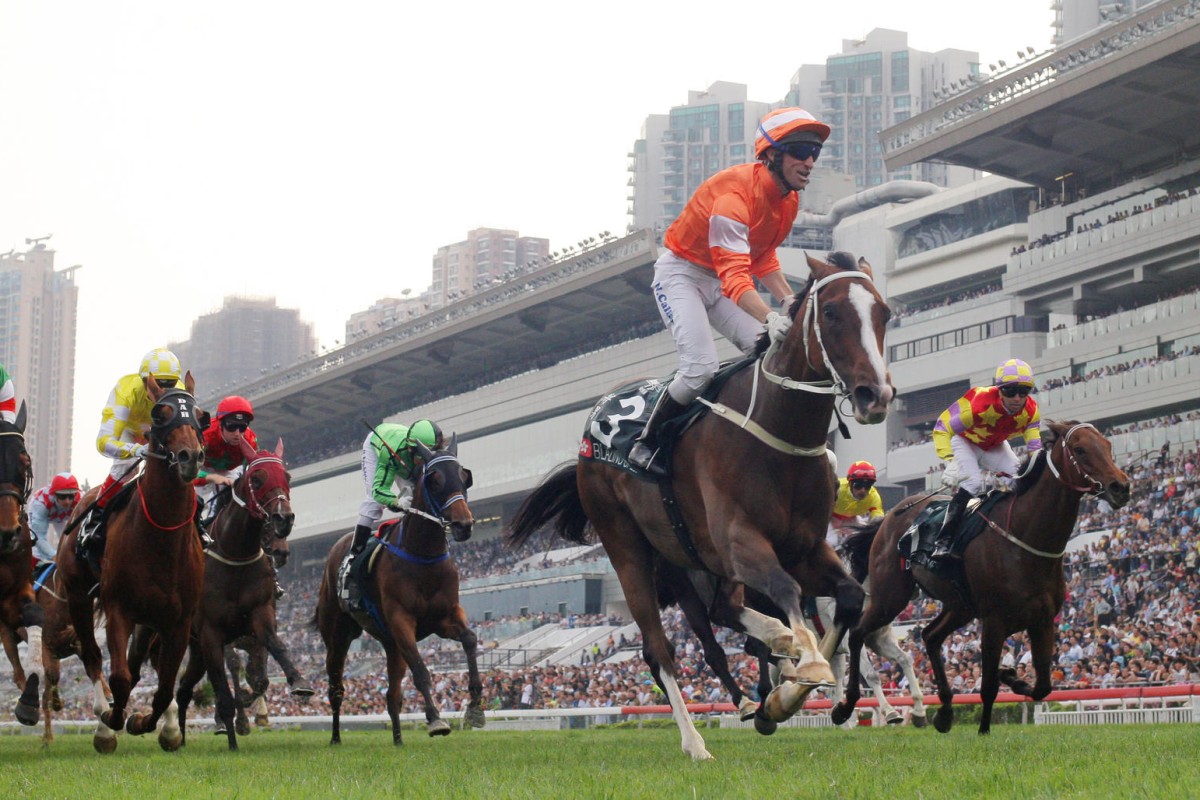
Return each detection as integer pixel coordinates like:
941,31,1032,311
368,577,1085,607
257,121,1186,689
0,238,79,485
786,29,981,190
171,296,315,403
429,228,550,310
346,294,428,343
628,82,773,234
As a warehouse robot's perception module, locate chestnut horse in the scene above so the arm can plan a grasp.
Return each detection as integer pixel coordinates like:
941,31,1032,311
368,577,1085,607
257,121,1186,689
167,440,310,750
832,420,1130,734
0,405,39,722
316,435,482,745
57,378,205,753
507,252,894,759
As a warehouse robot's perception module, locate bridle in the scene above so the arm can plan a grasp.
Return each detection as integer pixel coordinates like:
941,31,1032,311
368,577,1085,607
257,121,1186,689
698,270,877,458
1045,423,1106,495
146,390,204,472
384,451,470,563
230,455,291,528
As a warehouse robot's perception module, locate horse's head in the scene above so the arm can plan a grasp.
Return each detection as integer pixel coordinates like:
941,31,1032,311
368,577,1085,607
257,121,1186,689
147,372,204,483
1044,420,1131,508
793,252,895,423
239,440,295,554
0,403,31,553
411,433,474,542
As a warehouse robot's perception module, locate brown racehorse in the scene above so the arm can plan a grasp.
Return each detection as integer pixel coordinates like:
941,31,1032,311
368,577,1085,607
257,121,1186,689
831,420,1131,734
315,435,482,745
57,376,205,754
0,405,38,722
168,440,311,750
507,252,894,759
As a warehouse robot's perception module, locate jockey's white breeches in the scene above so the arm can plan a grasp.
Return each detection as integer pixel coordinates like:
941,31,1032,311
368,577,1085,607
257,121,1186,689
948,435,1019,495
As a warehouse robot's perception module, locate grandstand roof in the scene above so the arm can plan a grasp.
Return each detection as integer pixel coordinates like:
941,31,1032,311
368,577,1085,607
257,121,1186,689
237,233,659,446
883,11,1200,197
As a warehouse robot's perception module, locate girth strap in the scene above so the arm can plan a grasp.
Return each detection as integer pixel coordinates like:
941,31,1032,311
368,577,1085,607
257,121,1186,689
658,479,706,570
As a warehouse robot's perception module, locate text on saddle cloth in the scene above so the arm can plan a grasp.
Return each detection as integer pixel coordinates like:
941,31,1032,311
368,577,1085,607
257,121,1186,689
578,360,753,478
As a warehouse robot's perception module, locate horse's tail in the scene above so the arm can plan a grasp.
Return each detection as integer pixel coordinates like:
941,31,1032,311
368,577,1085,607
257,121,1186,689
506,461,590,548
840,518,884,583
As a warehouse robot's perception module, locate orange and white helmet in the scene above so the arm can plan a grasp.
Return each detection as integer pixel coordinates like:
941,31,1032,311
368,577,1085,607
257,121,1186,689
847,461,877,482
755,107,831,159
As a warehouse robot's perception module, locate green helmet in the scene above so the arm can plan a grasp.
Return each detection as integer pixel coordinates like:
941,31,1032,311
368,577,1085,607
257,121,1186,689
406,419,443,450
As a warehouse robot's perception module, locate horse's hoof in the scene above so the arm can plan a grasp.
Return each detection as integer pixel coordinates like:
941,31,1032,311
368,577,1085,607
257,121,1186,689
289,679,315,697
464,707,486,729
159,731,184,752
933,710,953,734
795,662,836,686
15,674,40,726
911,714,928,729
255,714,271,728
427,718,452,737
885,712,904,725
235,717,252,737
753,713,778,736
126,713,149,736
93,734,118,754
737,697,758,722
214,724,227,735
829,705,851,726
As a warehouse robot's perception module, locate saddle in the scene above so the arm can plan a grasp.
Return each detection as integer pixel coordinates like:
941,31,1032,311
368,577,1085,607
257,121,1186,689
337,528,387,619
74,478,139,577
579,358,754,481
899,491,1009,582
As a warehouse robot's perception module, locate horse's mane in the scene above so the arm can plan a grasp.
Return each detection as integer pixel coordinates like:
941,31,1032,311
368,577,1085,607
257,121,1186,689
1011,448,1048,496
751,251,859,358
839,518,884,583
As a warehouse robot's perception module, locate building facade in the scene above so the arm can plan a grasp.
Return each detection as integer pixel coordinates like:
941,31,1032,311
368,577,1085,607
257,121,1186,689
0,238,79,485
171,296,315,404
429,228,550,310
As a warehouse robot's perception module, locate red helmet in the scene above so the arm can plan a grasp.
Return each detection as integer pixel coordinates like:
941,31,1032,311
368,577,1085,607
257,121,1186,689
49,472,80,496
216,395,254,424
847,461,876,482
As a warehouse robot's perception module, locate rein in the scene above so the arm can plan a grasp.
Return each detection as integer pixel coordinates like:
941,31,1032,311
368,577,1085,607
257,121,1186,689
138,485,197,531
702,270,874,457
206,547,266,567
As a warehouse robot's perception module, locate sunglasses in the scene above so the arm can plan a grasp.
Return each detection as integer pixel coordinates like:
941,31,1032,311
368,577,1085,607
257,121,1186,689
222,422,248,433
777,141,822,162
850,480,874,490
155,378,178,389
999,385,1032,398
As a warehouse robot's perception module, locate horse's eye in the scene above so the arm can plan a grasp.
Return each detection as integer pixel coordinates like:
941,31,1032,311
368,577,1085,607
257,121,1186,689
822,305,836,320
250,474,264,488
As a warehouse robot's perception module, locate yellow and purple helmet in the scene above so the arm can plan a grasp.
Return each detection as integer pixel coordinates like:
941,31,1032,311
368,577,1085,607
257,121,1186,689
994,358,1035,388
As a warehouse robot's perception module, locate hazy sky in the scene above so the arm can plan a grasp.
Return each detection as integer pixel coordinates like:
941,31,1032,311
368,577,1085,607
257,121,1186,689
0,1,1053,484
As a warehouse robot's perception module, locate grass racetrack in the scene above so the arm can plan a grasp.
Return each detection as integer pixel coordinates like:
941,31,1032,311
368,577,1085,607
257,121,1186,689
2,723,1196,798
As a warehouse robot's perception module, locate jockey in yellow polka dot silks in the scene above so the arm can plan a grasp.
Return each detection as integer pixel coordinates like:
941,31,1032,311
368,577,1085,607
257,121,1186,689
927,358,1041,560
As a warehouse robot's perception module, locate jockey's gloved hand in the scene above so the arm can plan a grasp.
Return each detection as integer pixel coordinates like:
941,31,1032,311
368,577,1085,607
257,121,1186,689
387,494,411,513
132,444,149,459
765,311,792,343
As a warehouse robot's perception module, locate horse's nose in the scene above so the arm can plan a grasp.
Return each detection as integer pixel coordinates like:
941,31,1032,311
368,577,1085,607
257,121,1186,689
272,513,295,539
450,520,472,542
853,383,893,423
1109,481,1131,508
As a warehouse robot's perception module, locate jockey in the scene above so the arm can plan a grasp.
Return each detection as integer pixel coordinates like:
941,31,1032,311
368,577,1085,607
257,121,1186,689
29,472,81,565
0,362,15,423
929,358,1042,559
629,107,831,476
348,418,444,564
195,395,259,527
78,348,187,573
828,461,885,546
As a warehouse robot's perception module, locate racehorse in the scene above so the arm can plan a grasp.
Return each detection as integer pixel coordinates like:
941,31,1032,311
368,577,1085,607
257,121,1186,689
0,404,38,722
507,252,894,759
315,434,483,745
831,420,1130,734
145,441,309,750
57,376,205,753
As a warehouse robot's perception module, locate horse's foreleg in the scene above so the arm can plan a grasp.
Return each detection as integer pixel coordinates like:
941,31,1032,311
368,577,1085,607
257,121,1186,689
920,607,972,734
976,618,1006,735
15,624,43,725
175,640,209,749
382,643,408,745
255,617,313,697
387,615,448,737
863,628,904,724
1,624,26,689
99,610,134,739
128,627,188,752
197,632,238,751
445,609,485,729
1024,622,1057,702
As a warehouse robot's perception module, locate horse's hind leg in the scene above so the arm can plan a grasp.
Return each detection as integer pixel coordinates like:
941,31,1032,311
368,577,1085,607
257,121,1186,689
318,604,359,746
174,640,209,749
256,620,313,697
1,624,25,690
602,523,711,760
975,617,1006,735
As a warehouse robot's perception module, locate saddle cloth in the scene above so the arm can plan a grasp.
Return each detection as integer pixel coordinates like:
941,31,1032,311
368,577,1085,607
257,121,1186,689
578,358,753,480
898,491,1009,564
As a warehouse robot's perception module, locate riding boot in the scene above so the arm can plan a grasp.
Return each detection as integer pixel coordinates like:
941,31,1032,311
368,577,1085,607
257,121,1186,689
350,524,372,557
341,524,373,611
628,391,687,477
931,488,972,561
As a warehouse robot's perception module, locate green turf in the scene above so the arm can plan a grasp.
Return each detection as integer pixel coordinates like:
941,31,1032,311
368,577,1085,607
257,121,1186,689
1,723,1195,799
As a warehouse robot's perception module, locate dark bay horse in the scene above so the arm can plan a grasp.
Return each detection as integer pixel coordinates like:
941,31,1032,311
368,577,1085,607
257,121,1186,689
0,405,38,722
140,440,308,750
831,420,1130,734
58,377,205,753
507,252,894,759
315,435,482,745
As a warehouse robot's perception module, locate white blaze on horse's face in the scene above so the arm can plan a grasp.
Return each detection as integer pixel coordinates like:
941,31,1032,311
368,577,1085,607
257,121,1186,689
847,283,894,419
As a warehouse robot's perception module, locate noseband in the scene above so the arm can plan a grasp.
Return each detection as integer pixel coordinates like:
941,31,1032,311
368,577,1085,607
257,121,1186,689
1045,423,1106,495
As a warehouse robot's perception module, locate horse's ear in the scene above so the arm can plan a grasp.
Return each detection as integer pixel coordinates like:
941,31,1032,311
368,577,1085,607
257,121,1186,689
805,251,832,280
274,438,284,459
238,438,257,462
412,438,435,464
447,432,458,456
14,401,26,433
856,257,874,279
146,375,164,402
184,370,196,396
1042,419,1065,448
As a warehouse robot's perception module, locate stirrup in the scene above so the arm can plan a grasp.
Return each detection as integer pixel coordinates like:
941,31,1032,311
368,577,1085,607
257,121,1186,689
629,442,666,477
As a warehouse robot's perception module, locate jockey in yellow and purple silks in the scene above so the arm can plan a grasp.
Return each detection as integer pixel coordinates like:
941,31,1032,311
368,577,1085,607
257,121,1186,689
928,358,1042,559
